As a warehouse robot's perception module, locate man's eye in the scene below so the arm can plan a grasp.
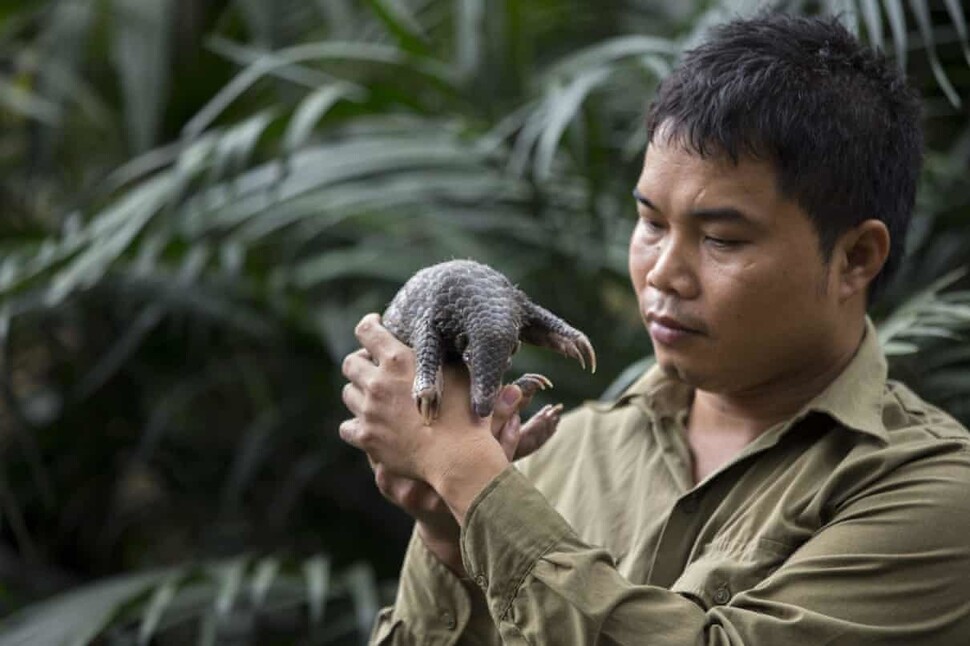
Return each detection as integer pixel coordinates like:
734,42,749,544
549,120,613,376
642,218,665,234
705,236,744,249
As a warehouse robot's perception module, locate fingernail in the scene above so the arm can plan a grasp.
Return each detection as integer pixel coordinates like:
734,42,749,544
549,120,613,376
501,387,521,407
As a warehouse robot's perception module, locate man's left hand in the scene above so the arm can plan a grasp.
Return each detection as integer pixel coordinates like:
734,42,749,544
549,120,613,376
340,313,510,519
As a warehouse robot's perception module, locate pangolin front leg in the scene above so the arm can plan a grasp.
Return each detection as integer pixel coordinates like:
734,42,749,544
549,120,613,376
411,317,445,425
520,302,597,373
506,373,562,459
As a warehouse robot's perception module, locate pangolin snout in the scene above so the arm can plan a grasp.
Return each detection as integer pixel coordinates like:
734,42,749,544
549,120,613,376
473,396,497,418
467,334,517,417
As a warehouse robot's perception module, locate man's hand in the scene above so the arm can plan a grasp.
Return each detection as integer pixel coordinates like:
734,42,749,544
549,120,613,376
340,313,564,571
361,386,527,574
340,313,500,484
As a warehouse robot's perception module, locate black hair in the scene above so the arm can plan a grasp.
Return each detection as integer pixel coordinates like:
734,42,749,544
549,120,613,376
645,13,923,300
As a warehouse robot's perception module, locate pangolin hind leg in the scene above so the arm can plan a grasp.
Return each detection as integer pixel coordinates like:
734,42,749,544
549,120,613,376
520,302,597,373
411,319,445,425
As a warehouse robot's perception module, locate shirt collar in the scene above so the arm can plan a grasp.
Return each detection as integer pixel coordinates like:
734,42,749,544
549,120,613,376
613,318,890,444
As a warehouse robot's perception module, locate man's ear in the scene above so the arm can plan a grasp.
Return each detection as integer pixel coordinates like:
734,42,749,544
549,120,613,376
835,219,890,301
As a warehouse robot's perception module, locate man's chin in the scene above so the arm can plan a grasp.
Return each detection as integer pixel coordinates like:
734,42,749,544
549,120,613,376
658,358,690,384
656,355,710,389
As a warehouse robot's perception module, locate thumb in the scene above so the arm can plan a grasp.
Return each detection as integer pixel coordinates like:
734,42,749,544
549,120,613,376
491,385,522,429
497,413,522,460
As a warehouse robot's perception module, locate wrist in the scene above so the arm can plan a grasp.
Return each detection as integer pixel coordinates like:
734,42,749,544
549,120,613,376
416,521,465,575
428,437,509,526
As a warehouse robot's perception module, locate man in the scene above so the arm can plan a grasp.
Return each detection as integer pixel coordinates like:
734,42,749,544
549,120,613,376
340,14,970,645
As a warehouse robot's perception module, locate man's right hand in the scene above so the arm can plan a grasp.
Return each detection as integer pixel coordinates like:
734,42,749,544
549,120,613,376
370,381,563,576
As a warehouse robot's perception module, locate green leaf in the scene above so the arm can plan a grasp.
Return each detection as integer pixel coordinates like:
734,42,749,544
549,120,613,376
907,0,962,108
187,40,458,140
302,555,331,626
941,0,970,67
283,82,366,156
286,247,426,288
0,76,60,123
221,405,285,508
213,558,248,621
342,563,379,639
235,0,277,47
196,612,218,646
0,570,165,646
45,174,177,306
208,110,277,186
111,0,174,152
546,35,677,81
884,0,908,70
364,0,430,54
138,573,182,645
534,68,611,180
858,0,884,50
249,557,281,608
831,0,860,35
455,0,485,79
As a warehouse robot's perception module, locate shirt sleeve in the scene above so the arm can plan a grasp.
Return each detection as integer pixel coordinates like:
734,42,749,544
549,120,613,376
369,529,501,645
459,454,970,645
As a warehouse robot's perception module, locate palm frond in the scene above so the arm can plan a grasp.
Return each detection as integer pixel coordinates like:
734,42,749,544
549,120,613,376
0,556,380,645
877,269,970,355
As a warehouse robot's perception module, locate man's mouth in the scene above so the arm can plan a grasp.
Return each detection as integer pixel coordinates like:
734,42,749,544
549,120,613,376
646,312,703,345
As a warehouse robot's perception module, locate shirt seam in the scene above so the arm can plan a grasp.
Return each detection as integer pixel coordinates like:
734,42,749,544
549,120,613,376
497,531,568,623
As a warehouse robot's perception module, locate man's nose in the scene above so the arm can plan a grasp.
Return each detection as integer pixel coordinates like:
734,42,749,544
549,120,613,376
646,236,699,299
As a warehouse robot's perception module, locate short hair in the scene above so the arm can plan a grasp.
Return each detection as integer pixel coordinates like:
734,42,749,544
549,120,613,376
645,13,923,300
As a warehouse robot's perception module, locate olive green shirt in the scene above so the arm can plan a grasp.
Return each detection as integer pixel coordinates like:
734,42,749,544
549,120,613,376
371,323,970,644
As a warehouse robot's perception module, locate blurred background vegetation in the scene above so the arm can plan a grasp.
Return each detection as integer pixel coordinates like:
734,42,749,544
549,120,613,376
0,0,967,643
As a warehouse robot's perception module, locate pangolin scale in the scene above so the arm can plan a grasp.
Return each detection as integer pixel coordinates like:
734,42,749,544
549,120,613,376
382,259,596,423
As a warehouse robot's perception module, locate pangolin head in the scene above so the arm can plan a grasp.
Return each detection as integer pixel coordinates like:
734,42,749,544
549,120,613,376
463,327,520,418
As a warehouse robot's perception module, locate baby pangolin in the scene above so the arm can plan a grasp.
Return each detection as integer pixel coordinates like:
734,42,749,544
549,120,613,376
382,259,596,424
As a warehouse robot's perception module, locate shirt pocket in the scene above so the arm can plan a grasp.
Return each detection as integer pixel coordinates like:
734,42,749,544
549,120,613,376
668,536,795,609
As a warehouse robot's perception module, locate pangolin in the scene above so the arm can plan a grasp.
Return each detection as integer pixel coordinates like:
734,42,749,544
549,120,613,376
382,259,596,424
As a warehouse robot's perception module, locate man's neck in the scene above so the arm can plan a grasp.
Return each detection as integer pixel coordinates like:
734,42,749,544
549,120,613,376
688,324,866,443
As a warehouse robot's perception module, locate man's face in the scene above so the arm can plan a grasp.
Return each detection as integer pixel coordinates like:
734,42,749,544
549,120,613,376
629,138,845,395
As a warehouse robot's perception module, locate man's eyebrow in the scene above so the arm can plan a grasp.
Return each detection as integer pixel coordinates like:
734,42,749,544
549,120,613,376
632,188,657,210
632,188,756,225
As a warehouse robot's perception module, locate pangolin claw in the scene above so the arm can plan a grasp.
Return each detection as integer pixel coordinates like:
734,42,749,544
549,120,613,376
512,373,554,399
415,388,440,426
514,402,566,460
563,335,597,374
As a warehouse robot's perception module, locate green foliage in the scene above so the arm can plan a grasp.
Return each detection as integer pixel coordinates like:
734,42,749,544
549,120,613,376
0,0,968,643
0,555,380,645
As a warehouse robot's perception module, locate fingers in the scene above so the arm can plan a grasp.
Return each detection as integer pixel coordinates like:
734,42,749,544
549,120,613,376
496,414,522,460
341,382,365,416
354,313,412,372
370,460,445,516
339,418,363,449
490,385,522,437
514,403,564,459
341,348,377,385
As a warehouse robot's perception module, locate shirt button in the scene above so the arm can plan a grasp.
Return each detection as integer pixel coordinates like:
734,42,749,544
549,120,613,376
713,585,731,605
474,574,488,589
440,610,456,630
